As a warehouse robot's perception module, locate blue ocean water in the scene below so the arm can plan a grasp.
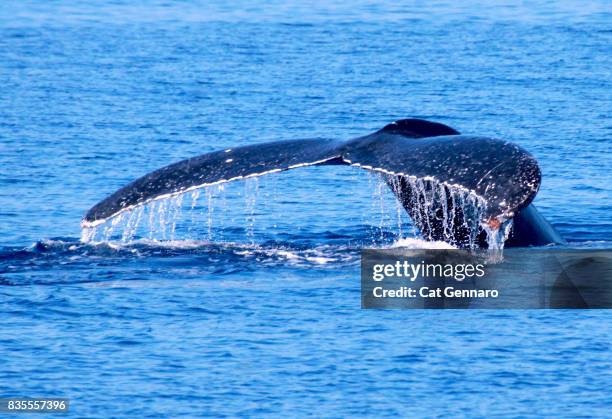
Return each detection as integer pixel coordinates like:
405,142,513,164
1,1,611,417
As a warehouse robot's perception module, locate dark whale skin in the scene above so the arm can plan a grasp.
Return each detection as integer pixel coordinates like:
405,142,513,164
83,119,563,248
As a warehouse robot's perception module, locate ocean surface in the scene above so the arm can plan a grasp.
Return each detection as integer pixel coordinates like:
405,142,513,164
0,1,611,417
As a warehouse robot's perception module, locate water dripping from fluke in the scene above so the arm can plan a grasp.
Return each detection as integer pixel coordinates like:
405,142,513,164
81,193,190,244
376,172,515,252
244,177,259,245
80,171,514,255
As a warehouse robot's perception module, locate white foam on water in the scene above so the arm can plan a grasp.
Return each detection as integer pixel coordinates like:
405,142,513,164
132,238,214,249
391,237,457,250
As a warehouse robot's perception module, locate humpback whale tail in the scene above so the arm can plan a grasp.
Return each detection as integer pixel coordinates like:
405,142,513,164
82,119,562,248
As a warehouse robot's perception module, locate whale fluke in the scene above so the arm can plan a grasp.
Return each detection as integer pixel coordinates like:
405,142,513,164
341,133,540,220
82,138,343,227
82,119,561,248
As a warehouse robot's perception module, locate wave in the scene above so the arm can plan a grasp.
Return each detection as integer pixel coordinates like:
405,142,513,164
1,230,606,287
